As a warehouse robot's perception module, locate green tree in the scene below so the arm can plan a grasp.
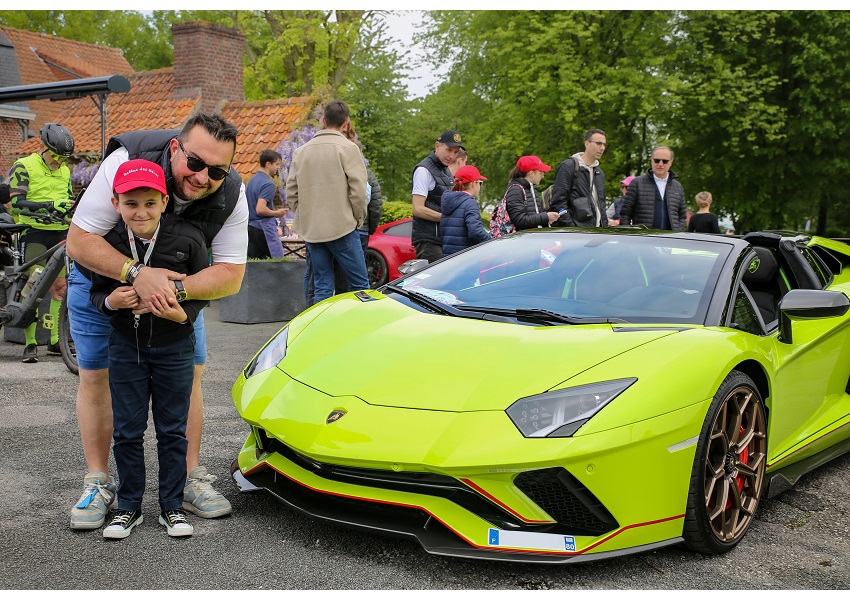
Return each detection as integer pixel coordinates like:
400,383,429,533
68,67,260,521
669,11,850,234
416,10,675,203
168,10,415,200
337,14,416,202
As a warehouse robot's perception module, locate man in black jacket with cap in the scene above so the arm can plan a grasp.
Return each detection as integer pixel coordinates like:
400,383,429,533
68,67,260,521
410,130,465,262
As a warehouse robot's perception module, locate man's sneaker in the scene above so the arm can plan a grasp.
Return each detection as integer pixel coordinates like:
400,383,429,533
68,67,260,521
103,510,143,539
159,509,193,537
46,342,61,356
70,471,117,530
183,466,232,518
22,344,38,363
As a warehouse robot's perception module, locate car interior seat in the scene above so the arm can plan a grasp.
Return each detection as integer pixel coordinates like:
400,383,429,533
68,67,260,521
742,246,782,325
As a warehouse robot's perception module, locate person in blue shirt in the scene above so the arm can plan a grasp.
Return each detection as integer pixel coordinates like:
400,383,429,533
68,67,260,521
246,150,287,258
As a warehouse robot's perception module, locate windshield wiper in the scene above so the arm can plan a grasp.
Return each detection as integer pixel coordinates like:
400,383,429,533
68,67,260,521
384,285,513,322
457,305,627,325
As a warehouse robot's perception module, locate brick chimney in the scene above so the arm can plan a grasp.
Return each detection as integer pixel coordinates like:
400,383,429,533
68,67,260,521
172,21,244,113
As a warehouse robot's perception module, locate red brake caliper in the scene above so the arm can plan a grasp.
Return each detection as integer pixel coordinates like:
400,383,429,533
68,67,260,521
726,425,748,509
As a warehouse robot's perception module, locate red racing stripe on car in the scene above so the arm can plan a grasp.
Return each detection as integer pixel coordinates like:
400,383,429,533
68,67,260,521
458,478,552,523
245,461,685,557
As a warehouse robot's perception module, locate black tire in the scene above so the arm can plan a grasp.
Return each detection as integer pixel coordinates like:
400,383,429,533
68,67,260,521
58,299,78,376
683,370,767,554
366,248,389,288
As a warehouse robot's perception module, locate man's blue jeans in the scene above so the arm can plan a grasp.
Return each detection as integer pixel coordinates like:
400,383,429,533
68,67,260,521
306,229,369,304
109,330,195,511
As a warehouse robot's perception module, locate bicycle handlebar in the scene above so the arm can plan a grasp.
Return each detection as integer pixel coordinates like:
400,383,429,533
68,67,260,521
9,188,83,228
15,209,73,227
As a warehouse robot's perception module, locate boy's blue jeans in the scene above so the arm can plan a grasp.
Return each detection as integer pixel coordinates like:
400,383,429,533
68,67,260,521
108,329,195,512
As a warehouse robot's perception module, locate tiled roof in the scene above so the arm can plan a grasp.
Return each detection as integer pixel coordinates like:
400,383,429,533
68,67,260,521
0,25,134,132
220,97,312,179
16,68,199,158
0,26,132,81
15,68,313,179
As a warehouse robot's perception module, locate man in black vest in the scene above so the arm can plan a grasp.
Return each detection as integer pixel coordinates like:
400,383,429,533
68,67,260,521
411,130,464,262
65,113,248,530
619,146,687,231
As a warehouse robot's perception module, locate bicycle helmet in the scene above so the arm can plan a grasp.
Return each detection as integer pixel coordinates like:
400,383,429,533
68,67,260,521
40,124,74,156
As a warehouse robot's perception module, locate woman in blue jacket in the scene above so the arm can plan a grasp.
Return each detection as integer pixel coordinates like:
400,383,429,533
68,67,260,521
440,165,491,256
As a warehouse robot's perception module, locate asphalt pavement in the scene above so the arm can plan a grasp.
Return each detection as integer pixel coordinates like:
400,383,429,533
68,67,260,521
1,300,848,590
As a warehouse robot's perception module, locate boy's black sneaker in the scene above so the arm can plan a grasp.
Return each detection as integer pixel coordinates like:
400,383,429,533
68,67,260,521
47,342,61,356
22,344,38,363
103,510,143,539
159,509,193,537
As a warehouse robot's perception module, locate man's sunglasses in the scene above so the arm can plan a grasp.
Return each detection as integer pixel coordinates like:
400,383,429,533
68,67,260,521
653,158,670,165
178,140,229,181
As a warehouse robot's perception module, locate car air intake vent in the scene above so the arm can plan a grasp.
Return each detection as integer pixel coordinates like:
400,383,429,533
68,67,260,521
514,467,618,536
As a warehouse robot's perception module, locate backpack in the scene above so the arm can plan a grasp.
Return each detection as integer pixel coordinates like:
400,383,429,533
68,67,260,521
490,184,523,238
541,185,555,211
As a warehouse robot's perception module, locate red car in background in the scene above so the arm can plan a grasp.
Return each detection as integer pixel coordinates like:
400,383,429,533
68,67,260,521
366,217,415,288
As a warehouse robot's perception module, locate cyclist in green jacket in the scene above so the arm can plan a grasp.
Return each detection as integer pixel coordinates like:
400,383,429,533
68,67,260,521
7,123,74,363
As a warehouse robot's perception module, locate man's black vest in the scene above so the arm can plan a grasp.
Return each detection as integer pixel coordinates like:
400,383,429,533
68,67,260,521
105,130,242,248
411,151,453,246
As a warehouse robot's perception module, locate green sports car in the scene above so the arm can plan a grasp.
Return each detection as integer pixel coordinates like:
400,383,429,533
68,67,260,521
231,228,850,563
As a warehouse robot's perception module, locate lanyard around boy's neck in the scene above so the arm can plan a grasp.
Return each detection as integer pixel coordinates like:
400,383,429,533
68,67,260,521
127,223,161,266
126,223,161,331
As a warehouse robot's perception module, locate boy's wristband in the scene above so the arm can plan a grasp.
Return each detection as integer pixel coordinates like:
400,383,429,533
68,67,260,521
126,261,144,285
120,258,135,283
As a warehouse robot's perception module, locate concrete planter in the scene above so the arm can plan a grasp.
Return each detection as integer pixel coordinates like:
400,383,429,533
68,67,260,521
219,260,307,324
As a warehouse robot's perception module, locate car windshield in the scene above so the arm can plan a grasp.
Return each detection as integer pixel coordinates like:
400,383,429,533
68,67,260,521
392,231,732,325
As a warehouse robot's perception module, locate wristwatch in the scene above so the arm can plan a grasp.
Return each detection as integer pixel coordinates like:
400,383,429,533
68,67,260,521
174,280,188,303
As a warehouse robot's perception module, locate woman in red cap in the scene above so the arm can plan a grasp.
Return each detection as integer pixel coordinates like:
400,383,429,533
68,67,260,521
504,156,560,231
440,165,491,256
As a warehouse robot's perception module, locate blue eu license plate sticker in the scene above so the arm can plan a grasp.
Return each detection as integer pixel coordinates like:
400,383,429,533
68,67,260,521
488,528,578,552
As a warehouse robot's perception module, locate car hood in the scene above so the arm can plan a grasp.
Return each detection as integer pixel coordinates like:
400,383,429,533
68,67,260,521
280,294,680,412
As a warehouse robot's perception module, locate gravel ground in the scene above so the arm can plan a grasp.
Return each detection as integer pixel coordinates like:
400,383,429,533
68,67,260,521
1,300,848,590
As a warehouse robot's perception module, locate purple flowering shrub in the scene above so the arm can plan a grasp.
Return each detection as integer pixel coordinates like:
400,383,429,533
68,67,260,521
71,160,100,188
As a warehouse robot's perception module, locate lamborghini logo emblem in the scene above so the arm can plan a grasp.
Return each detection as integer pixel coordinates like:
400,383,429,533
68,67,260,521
453,133,462,143
326,410,346,424
748,258,760,273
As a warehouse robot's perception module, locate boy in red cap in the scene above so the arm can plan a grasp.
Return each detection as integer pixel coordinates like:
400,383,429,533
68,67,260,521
89,159,209,539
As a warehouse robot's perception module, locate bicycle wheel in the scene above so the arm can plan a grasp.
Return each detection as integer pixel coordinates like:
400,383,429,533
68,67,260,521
58,299,78,375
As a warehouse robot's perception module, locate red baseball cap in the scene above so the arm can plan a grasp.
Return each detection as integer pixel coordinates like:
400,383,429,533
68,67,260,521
113,159,168,196
454,165,488,184
516,155,552,173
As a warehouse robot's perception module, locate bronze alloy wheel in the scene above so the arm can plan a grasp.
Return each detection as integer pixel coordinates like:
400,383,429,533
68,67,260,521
684,370,767,554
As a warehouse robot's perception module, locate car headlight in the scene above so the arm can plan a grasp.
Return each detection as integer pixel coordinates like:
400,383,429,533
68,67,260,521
244,327,288,378
506,378,637,438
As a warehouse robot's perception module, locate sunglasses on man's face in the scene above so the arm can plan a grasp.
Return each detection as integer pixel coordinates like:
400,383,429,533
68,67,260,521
178,140,229,181
653,158,670,165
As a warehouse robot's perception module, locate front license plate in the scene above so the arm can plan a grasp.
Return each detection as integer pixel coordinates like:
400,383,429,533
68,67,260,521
488,528,576,552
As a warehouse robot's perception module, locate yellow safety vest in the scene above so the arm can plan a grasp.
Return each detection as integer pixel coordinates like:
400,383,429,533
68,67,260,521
14,153,72,231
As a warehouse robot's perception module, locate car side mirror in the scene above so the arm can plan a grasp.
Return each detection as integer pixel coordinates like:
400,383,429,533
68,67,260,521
778,289,850,344
398,259,429,277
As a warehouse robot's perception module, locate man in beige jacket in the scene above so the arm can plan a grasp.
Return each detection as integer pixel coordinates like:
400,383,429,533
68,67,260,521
286,100,369,303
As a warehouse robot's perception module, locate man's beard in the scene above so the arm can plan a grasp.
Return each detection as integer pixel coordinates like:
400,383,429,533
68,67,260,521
173,175,213,201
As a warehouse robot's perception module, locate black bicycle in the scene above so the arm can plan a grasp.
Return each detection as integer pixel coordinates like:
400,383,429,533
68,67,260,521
0,195,80,374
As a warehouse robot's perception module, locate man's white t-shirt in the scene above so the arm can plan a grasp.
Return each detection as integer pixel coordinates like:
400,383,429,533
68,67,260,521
411,166,437,198
73,147,248,264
